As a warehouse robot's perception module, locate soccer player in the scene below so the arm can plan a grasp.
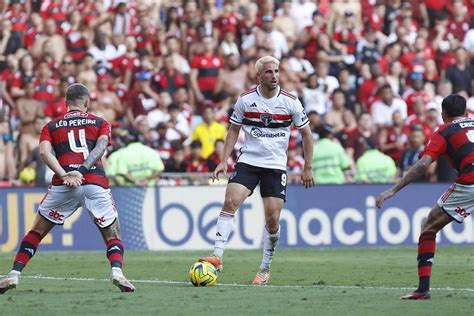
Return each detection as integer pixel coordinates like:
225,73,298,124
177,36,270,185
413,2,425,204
0,84,135,294
376,94,472,300
199,56,314,285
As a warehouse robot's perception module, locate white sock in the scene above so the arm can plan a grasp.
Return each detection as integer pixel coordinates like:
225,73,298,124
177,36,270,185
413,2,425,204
259,226,280,271
213,211,235,258
9,270,20,277
111,267,123,276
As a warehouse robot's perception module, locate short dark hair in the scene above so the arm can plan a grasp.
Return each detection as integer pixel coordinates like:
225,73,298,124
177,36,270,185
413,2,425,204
190,140,202,149
66,83,90,103
442,94,466,117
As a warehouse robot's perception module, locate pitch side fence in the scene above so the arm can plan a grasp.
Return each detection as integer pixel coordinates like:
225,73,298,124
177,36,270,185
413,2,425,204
0,184,472,251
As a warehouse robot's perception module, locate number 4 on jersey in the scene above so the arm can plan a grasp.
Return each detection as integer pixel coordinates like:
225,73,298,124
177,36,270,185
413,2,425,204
68,129,89,159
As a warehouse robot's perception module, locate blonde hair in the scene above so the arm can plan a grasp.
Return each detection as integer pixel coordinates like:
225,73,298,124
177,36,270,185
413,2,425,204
255,55,280,73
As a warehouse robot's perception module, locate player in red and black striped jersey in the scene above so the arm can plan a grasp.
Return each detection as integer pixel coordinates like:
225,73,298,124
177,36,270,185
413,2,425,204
0,84,135,294
40,107,111,188
376,94,472,300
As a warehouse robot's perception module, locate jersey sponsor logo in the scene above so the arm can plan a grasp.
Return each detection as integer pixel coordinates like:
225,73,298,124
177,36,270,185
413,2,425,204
260,113,273,126
455,207,471,218
25,248,35,255
64,111,88,119
48,209,64,221
250,128,286,138
94,216,106,225
108,245,121,252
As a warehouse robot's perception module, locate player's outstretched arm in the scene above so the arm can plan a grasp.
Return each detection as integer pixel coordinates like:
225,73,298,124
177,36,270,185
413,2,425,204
213,123,241,181
376,155,432,208
300,125,314,188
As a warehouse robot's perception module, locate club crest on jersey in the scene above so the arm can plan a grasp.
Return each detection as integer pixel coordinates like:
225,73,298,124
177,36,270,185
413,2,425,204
260,113,273,126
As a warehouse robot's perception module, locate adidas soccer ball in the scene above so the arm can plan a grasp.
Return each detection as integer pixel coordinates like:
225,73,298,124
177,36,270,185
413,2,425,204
189,261,218,287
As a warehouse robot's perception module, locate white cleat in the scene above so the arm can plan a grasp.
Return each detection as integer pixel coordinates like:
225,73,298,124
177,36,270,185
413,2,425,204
0,271,20,294
111,268,135,293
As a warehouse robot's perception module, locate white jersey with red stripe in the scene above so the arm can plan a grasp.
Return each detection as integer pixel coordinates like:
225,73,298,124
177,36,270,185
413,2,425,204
230,85,309,170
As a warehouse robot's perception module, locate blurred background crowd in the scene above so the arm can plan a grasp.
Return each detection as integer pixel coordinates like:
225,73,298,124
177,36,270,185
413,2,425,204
0,0,473,187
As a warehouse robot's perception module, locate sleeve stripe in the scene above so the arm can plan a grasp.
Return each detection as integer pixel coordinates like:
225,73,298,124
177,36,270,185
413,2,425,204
295,119,309,128
230,118,242,125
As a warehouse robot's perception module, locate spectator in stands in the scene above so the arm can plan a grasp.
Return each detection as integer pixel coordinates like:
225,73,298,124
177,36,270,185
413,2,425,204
337,67,359,115
403,72,432,116
219,30,240,57
290,0,317,32
242,14,289,59
76,54,97,92
153,54,188,96
110,35,140,88
186,140,209,172
25,118,53,187
33,60,57,106
30,18,66,63
301,72,326,115
107,128,164,187
445,46,474,95
95,74,122,122
166,103,190,143
165,36,191,74
333,10,361,58
165,143,187,173
344,112,378,163
214,53,248,105
325,89,347,134
65,10,90,64
16,79,43,170
0,109,15,181
207,138,234,172
0,18,22,66
190,35,222,104
58,55,77,84
316,33,349,77
274,0,297,46
399,125,432,179
126,71,160,125
287,43,314,81
88,30,124,68
355,138,397,183
299,10,325,65
312,124,352,184
1,54,21,103
386,61,405,97
192,105,226,159
371,84,408,127
314,61,340,100
378,111,408,165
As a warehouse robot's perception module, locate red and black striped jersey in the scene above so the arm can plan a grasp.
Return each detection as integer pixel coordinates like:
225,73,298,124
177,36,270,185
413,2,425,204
421,117,474,184
39,110,111,188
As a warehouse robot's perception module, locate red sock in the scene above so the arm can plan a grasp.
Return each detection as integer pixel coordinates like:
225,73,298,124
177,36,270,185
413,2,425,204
13,230,42,272
106,239,124,268
417,231,436,292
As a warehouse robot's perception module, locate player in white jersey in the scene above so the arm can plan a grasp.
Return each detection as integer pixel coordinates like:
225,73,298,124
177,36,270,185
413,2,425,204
198,56,314,285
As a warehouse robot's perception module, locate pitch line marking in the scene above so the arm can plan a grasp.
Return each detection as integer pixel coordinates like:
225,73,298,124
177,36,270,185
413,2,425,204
4,275,474,293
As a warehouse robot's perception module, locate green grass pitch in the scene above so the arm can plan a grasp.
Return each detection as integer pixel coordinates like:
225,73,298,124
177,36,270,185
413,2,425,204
1,247,473,315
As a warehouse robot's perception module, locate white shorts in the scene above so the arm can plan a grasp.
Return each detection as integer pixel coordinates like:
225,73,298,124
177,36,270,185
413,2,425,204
437,183,473,223
38,185,118,228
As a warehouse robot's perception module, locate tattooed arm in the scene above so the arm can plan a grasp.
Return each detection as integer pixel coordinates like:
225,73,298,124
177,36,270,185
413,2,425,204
81,135,109,170
376,156,433,208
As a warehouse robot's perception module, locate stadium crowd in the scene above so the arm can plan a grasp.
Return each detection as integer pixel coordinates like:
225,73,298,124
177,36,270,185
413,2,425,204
0,0,474,186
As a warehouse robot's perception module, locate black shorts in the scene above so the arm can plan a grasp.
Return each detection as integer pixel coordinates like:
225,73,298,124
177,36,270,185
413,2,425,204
228,162,287,201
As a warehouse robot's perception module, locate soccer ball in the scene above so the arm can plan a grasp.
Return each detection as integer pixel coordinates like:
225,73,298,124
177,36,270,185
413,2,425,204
189,261,218,287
